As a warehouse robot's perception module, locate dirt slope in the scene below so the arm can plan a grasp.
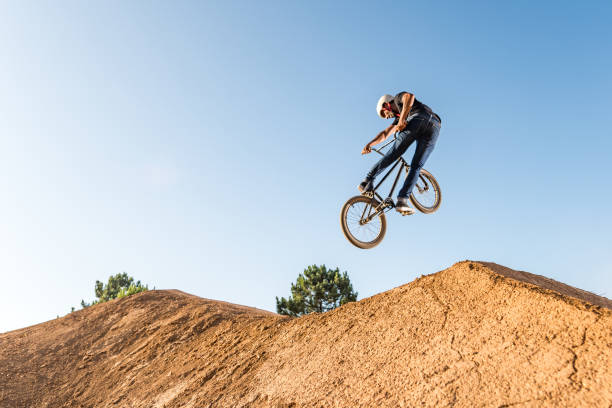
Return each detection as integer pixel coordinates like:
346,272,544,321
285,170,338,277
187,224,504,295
1,261,611,407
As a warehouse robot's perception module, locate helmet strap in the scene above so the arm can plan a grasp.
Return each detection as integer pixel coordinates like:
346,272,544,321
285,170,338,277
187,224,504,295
384,102,400,117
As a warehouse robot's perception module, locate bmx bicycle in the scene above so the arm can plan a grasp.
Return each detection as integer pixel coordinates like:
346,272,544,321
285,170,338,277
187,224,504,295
340,137,442,249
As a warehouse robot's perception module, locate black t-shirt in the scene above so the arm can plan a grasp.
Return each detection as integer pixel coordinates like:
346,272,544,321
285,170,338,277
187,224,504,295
391,91,439,125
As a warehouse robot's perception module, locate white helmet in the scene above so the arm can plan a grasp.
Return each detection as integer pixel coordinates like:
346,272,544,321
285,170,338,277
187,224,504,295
376,94,394,118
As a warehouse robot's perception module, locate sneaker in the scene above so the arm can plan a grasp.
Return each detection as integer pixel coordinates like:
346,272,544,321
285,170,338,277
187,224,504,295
395,197,415,215
358,179,374,194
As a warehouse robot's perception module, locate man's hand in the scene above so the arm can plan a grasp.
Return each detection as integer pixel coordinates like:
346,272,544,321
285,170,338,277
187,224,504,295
391,123,405,134
361,144,372,154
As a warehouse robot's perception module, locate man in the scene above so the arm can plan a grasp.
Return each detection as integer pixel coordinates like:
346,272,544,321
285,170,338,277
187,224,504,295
359,91,441,215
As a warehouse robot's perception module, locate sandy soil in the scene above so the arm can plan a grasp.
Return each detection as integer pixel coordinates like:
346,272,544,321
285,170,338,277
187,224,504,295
1,261,610,407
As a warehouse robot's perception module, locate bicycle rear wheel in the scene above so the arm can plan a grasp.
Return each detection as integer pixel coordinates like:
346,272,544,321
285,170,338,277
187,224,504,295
407,168,442,213
340,195,387,249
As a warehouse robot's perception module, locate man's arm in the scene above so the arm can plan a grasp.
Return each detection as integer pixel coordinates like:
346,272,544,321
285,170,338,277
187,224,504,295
362,123,396,154
395,92,415,131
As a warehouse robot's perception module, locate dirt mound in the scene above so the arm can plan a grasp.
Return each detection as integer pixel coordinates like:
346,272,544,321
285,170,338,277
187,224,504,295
1,261,610,407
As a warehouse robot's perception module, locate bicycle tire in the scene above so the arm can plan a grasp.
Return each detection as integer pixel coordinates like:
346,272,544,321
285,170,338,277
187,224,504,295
340,195,387,249
407,168,442,214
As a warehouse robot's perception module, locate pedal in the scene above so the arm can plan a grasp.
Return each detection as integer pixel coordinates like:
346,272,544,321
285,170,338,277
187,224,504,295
398,209,415,216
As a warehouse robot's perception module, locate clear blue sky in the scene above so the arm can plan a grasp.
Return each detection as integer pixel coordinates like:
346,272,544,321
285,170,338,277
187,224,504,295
1,1,611,332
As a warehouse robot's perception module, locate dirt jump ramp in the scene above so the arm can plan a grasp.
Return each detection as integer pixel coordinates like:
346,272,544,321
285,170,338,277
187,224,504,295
1,261,610,407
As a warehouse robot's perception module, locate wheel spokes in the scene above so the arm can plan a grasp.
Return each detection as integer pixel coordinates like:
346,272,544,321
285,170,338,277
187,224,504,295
412,176,437,209
346,201,382,243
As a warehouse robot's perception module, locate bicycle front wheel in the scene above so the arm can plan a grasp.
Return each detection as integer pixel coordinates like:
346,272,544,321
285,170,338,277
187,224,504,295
407,168,442,213
340,195,387,249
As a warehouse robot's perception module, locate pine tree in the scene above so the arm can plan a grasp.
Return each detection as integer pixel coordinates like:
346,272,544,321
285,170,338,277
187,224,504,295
81,272,148,308
276,265,358,317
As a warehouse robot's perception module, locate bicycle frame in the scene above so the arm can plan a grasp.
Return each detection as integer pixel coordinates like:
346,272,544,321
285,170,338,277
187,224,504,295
360,136,431,222
370,146,408,202
358,138,409,222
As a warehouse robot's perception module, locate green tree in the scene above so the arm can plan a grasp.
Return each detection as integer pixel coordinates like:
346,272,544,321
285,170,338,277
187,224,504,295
276,265,358,317
81,272,149,308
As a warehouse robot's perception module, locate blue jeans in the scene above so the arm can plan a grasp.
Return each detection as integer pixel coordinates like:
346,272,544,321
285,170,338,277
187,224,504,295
366,113,440,198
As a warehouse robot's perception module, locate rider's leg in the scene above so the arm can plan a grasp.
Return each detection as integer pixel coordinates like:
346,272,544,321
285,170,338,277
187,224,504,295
397,124,440,198
364,124,418,184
